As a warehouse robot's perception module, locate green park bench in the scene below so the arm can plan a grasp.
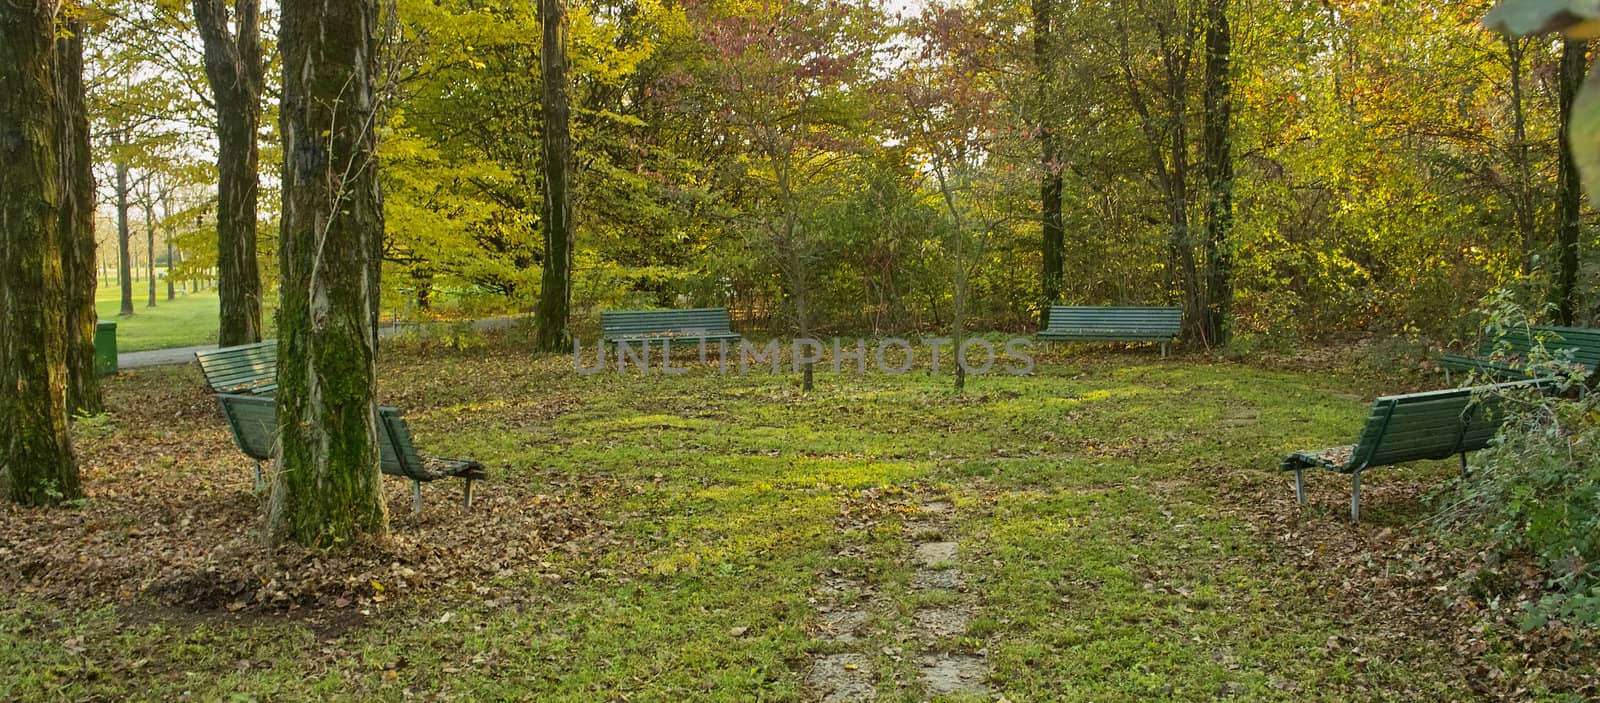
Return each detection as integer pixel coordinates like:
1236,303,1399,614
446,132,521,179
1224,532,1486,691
196,340,278,395
1279,380,1545,522
1439,325,1600,385
216,393,486,513
1037,306,1183,356
600,307,741,350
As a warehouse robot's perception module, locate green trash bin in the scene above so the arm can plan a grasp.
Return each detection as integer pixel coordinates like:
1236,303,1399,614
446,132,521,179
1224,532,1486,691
95,320,117,376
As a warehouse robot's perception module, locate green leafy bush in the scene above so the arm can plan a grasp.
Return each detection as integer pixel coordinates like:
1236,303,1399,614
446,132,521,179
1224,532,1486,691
1433,294,1600,629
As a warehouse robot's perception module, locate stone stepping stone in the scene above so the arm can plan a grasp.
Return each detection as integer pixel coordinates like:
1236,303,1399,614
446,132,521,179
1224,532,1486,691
817,609,871,642
913,606,971,638
911,569,965,590
914,541,959,567
921,500,952,514
807,653,877,702
918,654,989,697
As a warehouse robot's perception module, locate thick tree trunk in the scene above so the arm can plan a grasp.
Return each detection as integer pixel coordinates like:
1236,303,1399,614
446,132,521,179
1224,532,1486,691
0,0,80,505
1200,0,1234,346
533,0,573,353
1556,40,1588,326
55,18,101,415
270,0,388,548
115,160,134,316
1033,0,1064,322
194,0,264,347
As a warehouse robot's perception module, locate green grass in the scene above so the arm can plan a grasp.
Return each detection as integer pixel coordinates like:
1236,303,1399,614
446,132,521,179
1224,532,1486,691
1,340,1588,700
95,271,222,351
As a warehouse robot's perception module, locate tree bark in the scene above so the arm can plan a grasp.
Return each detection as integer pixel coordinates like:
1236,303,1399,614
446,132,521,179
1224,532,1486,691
144,186,157,308
164,190,176,301
1200,0,1234,346
533,0,573,353
115,158,134,316
194,0,264,346
1033,0,1064,322
55,15,101,415
1506,36,1537,275
0,0,80,505
1555,40,1588,326
270,0,388,547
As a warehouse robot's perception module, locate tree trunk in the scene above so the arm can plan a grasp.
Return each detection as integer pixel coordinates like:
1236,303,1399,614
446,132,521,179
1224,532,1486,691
1200,0,1234,346
1556,40,1588,326
270,0,388,548
0,0,79,505
194,0,264,347
1033,0,1064,322
115,160,135,316
145,190,157,308
55,16,101,415
1506,36,1537,275
165,190,176,301
533,0,573,353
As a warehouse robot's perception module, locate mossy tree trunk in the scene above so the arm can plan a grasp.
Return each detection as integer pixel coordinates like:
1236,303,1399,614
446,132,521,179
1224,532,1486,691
194,0,265,347
1033,0,1064,321
533,0,573,353
269,0,388,548
55,15,101,415
1200,0,1234,347
1,0,80,506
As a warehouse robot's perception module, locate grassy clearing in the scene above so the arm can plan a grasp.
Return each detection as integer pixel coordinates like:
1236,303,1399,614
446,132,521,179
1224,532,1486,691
0,336,1591,701
94,273,222,352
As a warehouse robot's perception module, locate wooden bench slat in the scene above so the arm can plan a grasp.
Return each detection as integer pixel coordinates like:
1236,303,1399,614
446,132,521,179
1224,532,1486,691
601,308,741,346
197,341,279,396
1037,306,1181,354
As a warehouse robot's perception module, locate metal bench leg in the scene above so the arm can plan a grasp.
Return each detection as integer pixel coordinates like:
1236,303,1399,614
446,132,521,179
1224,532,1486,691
1350,471,1362,523
1459,453,1468,479
412,481,423,516
1161,342,1169,358
254,461,264,494
463,478,474,511
1294,469,1306,505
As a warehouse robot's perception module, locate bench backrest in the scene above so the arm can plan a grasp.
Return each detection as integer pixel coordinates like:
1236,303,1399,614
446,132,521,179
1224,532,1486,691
1350,382,1539,470
601,307,733,339
216,394,428,480
196,340,278,392
1530,325,1600,371
1474,326,1600,372
217,392,276,462
1043,306,1182,334
377,408,433,481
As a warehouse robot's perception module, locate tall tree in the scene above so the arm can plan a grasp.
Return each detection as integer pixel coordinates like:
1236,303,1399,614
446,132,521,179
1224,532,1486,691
56,7,102,414
270,0,388,547
1,0,80,505
1033,0,1064,319
1199,0,1233,345
1555,39,1588,325
533,0,573,353
114,155,134,316
142,179,159,307
1114,0,1204,341
193,0,264,346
